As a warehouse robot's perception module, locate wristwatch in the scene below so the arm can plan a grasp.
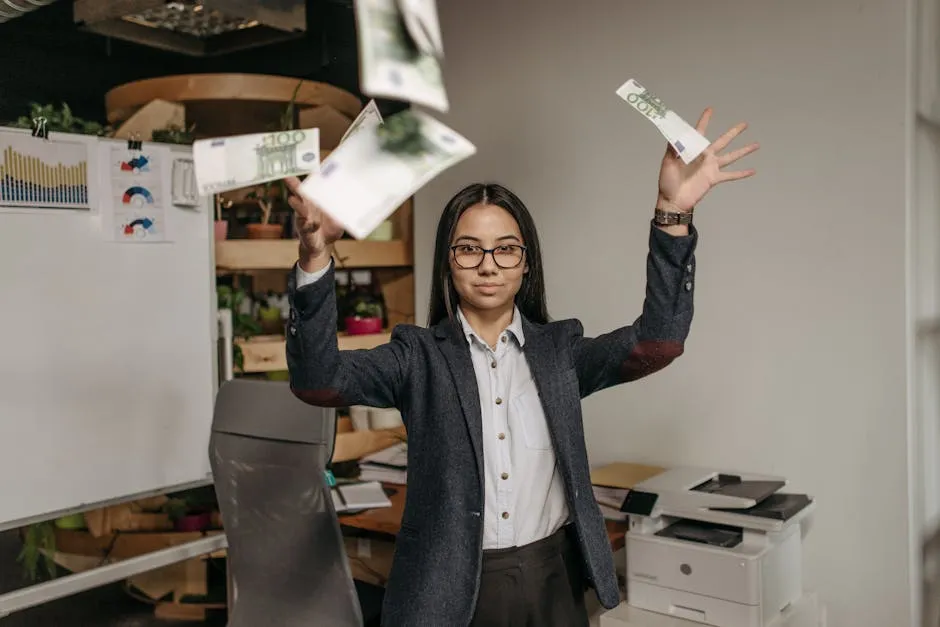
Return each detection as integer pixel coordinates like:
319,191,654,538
653,208,693,226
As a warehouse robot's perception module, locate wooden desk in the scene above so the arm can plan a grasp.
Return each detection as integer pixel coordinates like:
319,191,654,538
339,484,629,551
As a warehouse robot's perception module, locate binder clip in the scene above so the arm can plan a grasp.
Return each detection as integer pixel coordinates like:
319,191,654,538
31,116,48,140
127,133,142,152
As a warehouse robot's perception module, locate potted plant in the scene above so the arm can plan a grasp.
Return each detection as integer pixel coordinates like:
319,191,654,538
8,102,109,136
214,196,231,241
151,123,195,145
244,183,284,239
258,293,285,334
164,486,220,532
217,285,261,370
242,80,303,240
18,521,57,581
163,497,213,532
345,298,384,335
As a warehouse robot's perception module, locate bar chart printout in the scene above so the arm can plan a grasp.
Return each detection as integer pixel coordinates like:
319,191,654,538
0,130,90,210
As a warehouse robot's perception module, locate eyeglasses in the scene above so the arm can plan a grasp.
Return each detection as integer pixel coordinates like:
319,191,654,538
450,244,527,269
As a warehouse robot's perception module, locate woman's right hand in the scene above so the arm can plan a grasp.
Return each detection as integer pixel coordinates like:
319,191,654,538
284,176,345,271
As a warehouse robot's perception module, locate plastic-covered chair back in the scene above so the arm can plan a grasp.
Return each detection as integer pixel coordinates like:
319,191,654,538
210,379,362,627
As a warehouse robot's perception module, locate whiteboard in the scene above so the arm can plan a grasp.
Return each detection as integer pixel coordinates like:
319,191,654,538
0,129,217,527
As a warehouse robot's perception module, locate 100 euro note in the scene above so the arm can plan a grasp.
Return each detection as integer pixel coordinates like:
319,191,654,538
192,128,321,195
615,79,710,164
338,99,384,147
355,0,448,112
298,109,475,239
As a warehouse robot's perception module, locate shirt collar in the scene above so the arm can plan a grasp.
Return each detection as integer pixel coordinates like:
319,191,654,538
456,305,526,347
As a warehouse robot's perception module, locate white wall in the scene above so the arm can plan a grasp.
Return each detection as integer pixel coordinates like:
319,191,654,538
414,1,916,625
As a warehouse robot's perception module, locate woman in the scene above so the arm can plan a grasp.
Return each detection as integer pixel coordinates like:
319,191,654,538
284,108,757,627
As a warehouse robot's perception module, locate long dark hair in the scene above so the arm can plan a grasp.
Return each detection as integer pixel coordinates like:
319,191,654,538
426,183,549,327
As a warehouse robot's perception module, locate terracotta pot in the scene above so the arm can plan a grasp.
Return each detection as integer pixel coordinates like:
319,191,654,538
214,220,228,240
245,223,284,239
336,416,354,433
345,316,383,335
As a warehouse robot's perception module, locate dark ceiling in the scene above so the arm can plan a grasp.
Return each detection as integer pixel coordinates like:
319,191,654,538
0,0,407,127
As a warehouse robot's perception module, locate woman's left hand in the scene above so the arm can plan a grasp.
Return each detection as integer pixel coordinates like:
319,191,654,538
657,108,759,212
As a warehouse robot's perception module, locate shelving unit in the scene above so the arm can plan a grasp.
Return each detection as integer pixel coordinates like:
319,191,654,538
218,196,415,374
237,332,394,373
216,238,412,271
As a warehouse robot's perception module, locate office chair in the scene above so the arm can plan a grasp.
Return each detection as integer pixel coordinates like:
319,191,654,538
209,379,365,627
924,521,940,627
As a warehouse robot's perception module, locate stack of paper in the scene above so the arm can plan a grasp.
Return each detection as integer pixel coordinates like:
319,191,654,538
332,480,393,513
590,462,667,522
592,485,630,521
358,442,407,485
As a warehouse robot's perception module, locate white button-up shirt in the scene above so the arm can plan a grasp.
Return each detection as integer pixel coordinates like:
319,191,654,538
295,264,569,549
455,306,569,550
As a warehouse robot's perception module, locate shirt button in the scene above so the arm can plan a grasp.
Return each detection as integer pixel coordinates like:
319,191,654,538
501,472,509,480
686,264,693,272
491,361,497,368
684,281,693,291
289,326,297,335
501,336,507,343
495,397,503,405
501,511,509,519
497,432,505,440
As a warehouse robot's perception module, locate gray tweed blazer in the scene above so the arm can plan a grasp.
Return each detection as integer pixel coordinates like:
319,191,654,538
287,222,697,627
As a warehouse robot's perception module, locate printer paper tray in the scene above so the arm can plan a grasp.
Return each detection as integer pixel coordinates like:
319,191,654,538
628,580,764,627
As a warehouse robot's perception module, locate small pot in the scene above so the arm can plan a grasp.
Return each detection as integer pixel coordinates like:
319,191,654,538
336,416,354,433
214,220,228,240
344,316,383,335
174,512,213,532
246,223,284,239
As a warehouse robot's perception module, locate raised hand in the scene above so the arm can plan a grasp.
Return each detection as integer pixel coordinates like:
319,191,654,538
657,108,759,212
284,176,345,268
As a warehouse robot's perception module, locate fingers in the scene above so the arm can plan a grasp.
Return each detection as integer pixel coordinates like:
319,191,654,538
717,168,756,183
284,176,302,195
695,107,713,135
717,142,759,168
287,194,308,215
710,121,748,154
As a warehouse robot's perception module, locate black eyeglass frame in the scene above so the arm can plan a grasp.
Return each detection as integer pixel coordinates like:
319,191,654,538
449,244,528,269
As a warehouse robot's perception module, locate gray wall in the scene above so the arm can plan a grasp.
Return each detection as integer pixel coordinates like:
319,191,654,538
414,1,916,625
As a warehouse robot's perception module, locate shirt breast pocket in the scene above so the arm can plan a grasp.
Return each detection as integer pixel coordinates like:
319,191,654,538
511,381,553,451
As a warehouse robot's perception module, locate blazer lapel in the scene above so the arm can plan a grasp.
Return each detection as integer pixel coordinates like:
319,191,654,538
521,320,568,450
434,320,484,483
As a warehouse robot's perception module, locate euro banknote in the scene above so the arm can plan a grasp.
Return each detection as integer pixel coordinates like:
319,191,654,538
192,128,321,195
615,79,709,164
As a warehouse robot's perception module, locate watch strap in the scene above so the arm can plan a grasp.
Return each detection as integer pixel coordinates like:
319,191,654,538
654,208,693,226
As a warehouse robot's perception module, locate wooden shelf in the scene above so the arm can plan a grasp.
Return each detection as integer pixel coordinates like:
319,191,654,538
104,74,360,144
237,332,392,373
215,239,412,271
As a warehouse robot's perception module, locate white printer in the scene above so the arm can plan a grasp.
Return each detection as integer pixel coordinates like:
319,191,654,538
621,467,815,627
